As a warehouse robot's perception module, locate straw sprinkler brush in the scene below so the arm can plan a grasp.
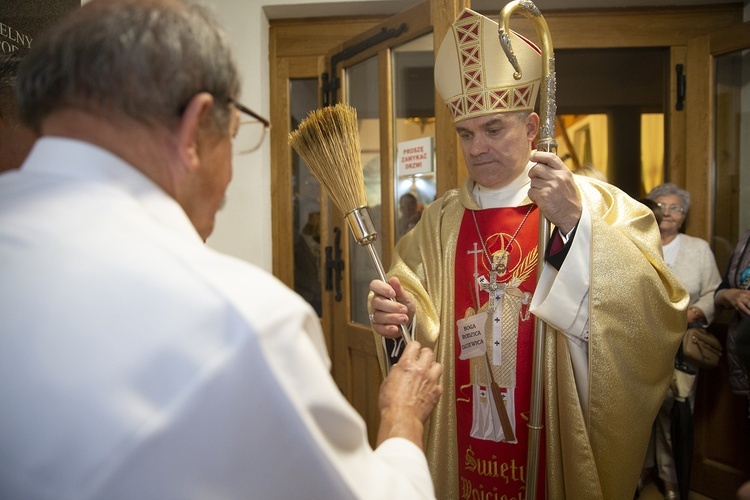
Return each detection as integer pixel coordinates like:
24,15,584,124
288,103,412,345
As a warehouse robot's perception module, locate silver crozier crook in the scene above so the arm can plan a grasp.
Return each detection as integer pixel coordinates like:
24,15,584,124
498,1,557,498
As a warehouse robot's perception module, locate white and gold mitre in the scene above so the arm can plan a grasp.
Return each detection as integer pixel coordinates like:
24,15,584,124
435,8,541,122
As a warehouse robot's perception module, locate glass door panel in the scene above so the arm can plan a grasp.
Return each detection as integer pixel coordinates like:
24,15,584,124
290,78,323,317
714,49,750,270
392,33,436,241
347,56,381,326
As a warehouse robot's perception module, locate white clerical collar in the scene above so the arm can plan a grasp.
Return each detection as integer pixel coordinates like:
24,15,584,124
472,160,534,209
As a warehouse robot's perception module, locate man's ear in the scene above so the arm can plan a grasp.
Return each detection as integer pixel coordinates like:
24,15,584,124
526,112,540,142
176,92,215,173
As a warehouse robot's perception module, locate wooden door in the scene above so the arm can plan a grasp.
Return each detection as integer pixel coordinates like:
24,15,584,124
683,21,750,499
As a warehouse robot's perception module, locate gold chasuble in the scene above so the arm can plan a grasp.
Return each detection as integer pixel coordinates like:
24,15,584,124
376,176,688,499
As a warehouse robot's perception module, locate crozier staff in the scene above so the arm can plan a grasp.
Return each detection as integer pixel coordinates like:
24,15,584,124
369,7,688,499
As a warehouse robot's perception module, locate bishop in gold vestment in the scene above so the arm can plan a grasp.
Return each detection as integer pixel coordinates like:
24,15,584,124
369,8,688,499
379,175,687,499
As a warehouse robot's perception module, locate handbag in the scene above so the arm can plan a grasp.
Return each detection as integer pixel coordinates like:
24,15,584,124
682,326,723,369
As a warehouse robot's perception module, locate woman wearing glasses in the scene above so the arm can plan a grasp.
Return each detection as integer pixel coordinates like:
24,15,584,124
638,182,722,499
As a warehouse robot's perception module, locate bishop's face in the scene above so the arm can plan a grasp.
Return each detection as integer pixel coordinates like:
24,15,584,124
455,111,539,189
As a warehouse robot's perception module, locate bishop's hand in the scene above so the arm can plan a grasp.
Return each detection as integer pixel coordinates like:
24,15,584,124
369,276,416,339
528,150,582,234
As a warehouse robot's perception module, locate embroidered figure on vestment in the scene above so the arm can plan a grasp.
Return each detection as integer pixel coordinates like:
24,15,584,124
461,209,536,443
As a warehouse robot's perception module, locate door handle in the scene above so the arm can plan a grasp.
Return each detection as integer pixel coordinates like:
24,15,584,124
324,227,344,301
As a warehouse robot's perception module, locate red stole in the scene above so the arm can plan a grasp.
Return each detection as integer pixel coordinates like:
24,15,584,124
453,204,545,499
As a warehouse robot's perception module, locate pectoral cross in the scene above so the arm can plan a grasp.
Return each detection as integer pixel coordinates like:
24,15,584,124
478,267,505,310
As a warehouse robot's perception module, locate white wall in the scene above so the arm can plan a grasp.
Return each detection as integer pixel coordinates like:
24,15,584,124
197,0,273,271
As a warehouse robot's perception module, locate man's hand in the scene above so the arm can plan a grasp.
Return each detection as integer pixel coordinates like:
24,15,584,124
528,150,583,235
369,277,417,339
377,341,443,448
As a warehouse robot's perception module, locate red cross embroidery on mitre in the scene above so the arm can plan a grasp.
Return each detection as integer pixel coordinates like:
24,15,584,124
463,69,482,91
460,45,481,69
488,89,510,110
448,97,465,120
466,93,485,113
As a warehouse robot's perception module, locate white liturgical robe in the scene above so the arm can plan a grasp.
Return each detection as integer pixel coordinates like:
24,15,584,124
0,138,435,499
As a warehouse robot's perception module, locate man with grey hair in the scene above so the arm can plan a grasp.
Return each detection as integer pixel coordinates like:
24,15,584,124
0,1,442,498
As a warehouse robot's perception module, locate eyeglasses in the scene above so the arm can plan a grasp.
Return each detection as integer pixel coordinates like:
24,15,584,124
656,203,685,214
229,99,270,154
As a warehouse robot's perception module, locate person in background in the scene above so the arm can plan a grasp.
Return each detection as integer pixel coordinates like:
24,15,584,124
0,50,37,172
398,192,423,237
714,227,750,500
715,228,750,402
0,1,442,498
728,314,750,500
369,7,688,498
644,182,722,499
294,211,322,315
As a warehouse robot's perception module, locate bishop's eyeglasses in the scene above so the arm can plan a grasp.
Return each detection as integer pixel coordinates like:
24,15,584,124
656,203,685,214
229,99,270,154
